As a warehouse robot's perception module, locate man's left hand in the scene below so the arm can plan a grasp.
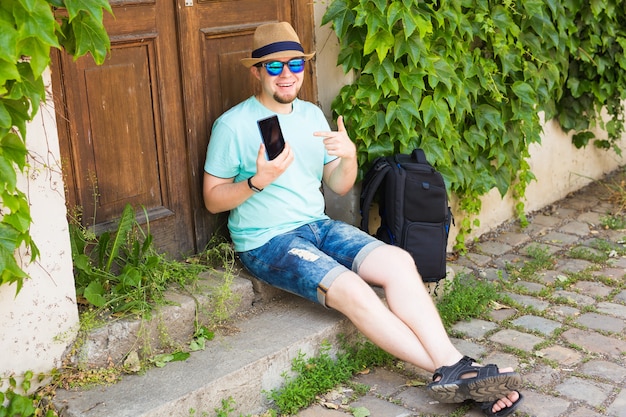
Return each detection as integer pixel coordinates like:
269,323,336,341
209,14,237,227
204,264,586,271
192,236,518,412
314,116,356,160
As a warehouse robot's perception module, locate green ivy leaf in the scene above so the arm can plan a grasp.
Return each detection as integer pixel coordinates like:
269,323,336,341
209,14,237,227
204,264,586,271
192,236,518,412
12,0,59,48
0,153,18,193
0,221,21,253
0,102,11,128
398,66,425,93
2,97,30,139
19,37,52,76
2,211,31,235
8,63,46,114
364,27,394,61
364,56,394,89
572,131,595,148
5,390,36,416
0,19,19,63
491,6,519,38
589,0,605,18
71,11,110,65
0,59,21,87
394,31,422,66
386,2,403,28
414,11,433,40
419,95,449,133
431,58,457,91
475,104,504,132
63,0,112,23
355,81,382,106
511,81,536,105
322,0,355,40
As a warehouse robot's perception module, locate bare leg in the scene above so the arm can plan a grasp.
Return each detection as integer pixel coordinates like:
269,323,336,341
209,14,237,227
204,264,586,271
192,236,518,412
326,244,463,371
325,268,448,371
324,244,518,408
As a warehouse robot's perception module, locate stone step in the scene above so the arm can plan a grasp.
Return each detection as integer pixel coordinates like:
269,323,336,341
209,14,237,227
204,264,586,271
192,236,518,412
56,261,450,416
71,268,260,369
55,286,357,416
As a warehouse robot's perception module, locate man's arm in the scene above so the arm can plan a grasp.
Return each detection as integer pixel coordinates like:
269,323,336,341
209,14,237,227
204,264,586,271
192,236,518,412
203,142,294,213
317,116,358,196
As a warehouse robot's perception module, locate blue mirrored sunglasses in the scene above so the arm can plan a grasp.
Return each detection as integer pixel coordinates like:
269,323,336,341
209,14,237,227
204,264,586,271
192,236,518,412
258,58,306,76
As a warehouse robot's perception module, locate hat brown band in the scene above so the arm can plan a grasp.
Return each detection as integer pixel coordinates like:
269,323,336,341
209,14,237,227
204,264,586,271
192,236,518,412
252,41,304,59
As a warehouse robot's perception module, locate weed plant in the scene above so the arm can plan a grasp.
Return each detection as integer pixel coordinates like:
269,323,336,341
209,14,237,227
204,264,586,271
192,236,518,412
567,246,607,263
436,273,498,329
600,214,626,230
505,244,555,282
190,236,240,322
0,371,59,417
266,339,394,415
69,204,208,318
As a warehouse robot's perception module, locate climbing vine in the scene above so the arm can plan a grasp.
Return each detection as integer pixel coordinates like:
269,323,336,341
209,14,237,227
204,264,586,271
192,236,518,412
322,0,626,250
0,0,111,293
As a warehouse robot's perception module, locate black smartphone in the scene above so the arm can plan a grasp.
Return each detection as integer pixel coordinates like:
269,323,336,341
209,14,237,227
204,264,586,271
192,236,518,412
257,115,286,160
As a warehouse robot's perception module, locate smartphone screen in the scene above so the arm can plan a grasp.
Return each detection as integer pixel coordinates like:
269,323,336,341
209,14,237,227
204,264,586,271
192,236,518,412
257,115,286,160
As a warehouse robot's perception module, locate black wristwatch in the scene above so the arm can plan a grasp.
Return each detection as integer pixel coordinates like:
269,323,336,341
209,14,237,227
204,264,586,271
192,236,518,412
247,177,263,193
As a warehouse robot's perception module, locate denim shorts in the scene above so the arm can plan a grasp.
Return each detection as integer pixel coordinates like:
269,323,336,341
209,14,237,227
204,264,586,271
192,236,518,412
237,219,384,307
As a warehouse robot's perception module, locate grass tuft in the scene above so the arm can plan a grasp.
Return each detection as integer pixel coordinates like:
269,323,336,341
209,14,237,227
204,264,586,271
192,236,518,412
266,338,394,415
436,273,498,329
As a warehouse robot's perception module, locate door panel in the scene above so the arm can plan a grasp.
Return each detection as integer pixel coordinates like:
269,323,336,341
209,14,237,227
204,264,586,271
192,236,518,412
84,43,163,218
52,0,195,256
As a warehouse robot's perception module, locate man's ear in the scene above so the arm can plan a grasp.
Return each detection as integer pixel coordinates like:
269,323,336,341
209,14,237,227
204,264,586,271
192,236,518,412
250,65,261,80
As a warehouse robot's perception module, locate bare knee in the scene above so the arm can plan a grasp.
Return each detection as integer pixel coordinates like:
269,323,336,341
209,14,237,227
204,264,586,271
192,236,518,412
325,271,380,312
359,244,422,287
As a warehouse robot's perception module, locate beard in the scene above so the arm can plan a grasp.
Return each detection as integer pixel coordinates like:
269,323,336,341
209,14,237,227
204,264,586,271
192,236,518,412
273,90,298,104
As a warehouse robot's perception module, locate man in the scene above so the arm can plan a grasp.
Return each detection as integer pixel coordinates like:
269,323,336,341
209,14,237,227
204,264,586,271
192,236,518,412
203,21,522,416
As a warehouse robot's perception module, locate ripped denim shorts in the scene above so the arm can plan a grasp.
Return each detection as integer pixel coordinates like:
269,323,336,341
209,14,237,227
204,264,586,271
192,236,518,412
237,219,384,307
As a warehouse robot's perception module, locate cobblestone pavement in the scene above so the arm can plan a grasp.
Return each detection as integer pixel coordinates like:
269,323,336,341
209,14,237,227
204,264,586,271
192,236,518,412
296,170,626,417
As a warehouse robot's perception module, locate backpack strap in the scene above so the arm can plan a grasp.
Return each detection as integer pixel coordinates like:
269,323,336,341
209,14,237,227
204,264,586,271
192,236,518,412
359,157,391,234
411,148,430,165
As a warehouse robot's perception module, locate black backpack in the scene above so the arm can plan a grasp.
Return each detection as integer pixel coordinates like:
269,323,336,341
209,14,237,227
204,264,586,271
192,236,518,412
359,149,453,282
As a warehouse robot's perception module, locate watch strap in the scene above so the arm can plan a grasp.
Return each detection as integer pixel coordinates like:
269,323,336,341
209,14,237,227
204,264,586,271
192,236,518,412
247,177,263,192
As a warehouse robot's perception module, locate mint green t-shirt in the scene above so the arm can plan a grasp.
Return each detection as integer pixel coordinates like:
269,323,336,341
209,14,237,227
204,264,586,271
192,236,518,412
204,97,337,252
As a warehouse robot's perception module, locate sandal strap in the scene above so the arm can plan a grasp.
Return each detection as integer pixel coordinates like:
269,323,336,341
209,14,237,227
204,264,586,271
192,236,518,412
476,364,500,378
431,356,501,384
431,356,474,382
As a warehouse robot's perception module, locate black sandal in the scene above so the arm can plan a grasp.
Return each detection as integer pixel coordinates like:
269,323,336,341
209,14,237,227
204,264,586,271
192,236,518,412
427,356,522,403
480,391,524,416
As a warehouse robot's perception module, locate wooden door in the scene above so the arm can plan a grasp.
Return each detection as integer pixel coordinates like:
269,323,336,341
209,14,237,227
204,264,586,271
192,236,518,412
52,0,318,257
176,0,318,250
52,0,195,256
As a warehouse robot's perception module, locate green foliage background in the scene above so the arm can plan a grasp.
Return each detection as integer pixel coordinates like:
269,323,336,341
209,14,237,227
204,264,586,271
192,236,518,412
0,0,111,293
323,0,626,250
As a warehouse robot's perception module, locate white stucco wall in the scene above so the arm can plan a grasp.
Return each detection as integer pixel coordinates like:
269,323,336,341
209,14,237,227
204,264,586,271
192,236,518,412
0,69,78,392
462,117,625,242
313,4,354,119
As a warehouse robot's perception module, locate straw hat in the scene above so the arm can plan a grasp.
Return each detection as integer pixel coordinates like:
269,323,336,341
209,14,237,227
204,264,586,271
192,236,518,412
241,22,315,68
